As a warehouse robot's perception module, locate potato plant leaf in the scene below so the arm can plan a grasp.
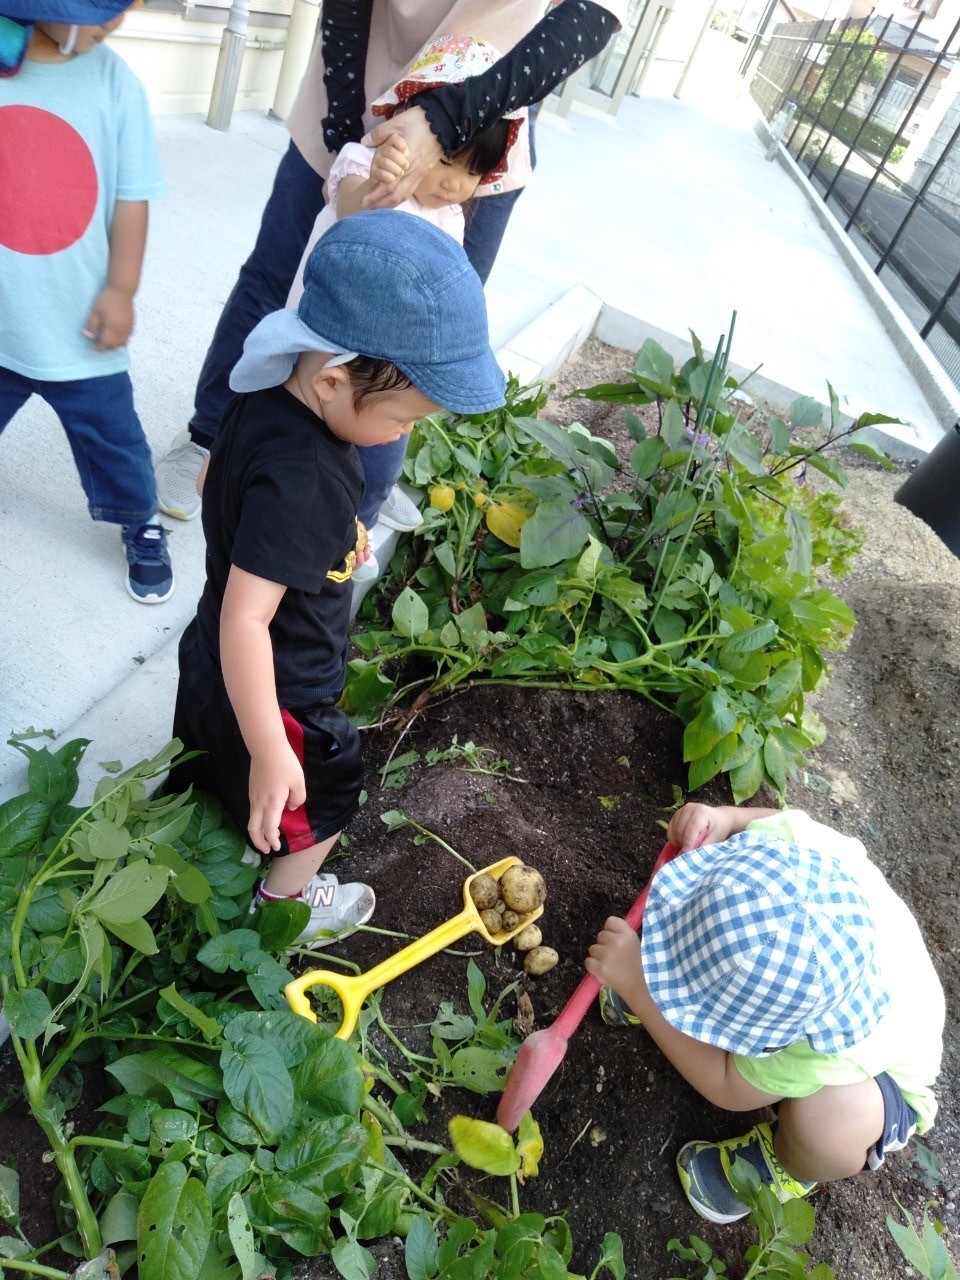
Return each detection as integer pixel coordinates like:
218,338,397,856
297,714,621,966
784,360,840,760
449,1115,520,1176
404,1214,440,1280
220,1038,294,1143
137,1161,211,1280
4,988,53,1042
89,862,170,925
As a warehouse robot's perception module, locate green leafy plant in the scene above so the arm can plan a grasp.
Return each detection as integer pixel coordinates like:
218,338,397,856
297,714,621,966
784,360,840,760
667,1160,833,1279
438,1112,625,1280
887,1199,959,1280
0,740,623,1280
346,326,894,799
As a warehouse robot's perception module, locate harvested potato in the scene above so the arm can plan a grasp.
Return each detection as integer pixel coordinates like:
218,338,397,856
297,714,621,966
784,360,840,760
479,909,504,934
499,864,546,913
501,909,522,931
513,924,542,951
491,898,507,915
523,946,559,976
469,873,501,911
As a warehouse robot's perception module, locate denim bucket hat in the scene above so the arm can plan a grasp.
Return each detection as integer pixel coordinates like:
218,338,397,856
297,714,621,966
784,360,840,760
230,209,505,416
641,832,890,1057
2,0,127,20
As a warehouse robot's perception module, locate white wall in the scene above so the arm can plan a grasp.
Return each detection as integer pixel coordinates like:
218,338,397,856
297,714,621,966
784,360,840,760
110,7,287,115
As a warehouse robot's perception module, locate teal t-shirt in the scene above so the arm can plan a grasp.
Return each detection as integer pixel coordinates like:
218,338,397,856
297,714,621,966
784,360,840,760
732,812,944,1132
0,43,165,380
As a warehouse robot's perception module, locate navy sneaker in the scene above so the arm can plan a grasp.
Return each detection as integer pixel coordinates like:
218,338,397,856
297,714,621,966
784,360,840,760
676,1122,816,1224
122,521,174,604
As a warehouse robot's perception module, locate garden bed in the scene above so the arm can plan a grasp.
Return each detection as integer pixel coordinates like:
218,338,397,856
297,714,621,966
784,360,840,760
2,338,959,1280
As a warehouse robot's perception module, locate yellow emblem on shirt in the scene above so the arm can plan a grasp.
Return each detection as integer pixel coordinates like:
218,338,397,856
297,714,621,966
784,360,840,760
327,517,368,584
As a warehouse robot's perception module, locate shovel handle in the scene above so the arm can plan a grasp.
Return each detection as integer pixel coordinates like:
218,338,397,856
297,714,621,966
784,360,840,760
551,842,680,1040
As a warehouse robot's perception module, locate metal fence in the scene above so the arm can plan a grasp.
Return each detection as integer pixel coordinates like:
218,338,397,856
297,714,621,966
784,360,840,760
747,13,960,392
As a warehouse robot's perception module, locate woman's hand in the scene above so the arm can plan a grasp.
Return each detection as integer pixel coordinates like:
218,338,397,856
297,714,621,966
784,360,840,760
361,106,443,206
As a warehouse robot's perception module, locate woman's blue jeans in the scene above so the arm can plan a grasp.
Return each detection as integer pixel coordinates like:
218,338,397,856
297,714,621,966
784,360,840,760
189,134,530,525
0,366,157,524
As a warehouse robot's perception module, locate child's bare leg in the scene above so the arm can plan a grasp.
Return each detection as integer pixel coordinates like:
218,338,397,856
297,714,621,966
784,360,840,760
775,1079,884,1182
261,833,340,896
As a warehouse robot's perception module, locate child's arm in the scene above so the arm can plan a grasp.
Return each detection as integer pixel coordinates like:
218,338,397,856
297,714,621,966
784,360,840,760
83,199,148,352
667,802,781,853
220,565,307,855
585,919,782,1111
335,134,410,218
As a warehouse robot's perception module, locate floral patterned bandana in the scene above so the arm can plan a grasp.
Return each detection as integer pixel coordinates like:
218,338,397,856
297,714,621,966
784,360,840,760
371,34,523,185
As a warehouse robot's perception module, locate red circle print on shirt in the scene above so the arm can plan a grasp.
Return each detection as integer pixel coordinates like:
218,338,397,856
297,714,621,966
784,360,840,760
0,104,98,255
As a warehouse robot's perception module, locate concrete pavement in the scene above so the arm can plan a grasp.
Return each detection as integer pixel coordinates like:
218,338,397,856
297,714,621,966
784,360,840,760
1,33,952,801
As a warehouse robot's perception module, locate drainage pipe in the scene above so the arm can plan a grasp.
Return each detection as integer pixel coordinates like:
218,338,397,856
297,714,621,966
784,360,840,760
207,0,251,131
271,0,318,119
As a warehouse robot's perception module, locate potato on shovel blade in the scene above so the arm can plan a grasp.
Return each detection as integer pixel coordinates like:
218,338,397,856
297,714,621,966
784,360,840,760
285,856,544,1040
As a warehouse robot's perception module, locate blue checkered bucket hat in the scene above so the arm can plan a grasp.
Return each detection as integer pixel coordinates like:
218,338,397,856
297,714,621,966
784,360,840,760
640,832,890,1057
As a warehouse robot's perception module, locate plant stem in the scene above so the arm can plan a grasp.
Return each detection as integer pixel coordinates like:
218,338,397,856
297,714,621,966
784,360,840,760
0,1260,70,1278
383,1136,449,1155
7,1030,102,1258
367,1160,460,1223
396,817,476,873
374,1009,437,1066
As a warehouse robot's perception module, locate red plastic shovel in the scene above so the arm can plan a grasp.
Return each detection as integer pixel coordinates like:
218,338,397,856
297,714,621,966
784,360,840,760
495,840,681,1132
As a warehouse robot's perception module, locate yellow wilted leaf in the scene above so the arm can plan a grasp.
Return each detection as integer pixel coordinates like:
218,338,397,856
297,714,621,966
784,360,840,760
516,1111,543,1183
485,501,528,548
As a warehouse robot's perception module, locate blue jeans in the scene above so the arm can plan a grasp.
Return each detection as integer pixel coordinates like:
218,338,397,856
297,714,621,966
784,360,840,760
0,366,157,525
190,141,328,443
190,131,534,524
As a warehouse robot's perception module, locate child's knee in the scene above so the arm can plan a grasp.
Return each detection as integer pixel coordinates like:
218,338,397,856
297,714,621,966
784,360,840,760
777,1079,885,1181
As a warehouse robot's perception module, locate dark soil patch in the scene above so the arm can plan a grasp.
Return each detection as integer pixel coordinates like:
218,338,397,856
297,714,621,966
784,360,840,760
3,338,958,1280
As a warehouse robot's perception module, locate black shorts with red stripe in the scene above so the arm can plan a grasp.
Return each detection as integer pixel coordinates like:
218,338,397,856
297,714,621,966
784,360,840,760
168,623,363,853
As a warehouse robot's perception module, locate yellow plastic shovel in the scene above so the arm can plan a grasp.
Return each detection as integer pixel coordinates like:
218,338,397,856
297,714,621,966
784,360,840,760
285,856,544,1039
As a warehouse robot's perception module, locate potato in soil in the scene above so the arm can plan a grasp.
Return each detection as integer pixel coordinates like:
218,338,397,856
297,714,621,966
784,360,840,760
513,924,542,951
523,945,559,975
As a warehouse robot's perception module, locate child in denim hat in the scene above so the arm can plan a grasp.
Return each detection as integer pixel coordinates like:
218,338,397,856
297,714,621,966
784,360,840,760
167,209,505,946
586,802,944,1224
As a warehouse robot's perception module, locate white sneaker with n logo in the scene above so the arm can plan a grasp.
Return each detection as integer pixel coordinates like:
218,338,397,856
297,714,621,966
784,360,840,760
298,872,375,944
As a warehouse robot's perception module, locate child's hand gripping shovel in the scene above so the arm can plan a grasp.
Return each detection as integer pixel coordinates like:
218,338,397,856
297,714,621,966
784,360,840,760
285,856,544,1040
495,841,681,1133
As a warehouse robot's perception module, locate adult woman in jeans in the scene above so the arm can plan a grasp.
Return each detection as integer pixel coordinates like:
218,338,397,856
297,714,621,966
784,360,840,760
155,0,626,529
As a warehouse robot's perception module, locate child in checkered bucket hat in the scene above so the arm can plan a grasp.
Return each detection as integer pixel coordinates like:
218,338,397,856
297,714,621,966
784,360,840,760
586,803,944,1226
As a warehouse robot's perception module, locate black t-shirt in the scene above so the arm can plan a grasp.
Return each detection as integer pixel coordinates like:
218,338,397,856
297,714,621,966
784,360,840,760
193,384,364,705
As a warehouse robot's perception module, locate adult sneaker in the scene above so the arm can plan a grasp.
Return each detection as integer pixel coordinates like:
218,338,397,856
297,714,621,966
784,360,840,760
155,429,209,521
378,485,422,531
122,522,174,604
297,872,375,944
676,1122,816,1224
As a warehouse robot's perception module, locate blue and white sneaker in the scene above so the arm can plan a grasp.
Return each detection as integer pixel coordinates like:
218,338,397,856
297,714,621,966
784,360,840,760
122,521,174,604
